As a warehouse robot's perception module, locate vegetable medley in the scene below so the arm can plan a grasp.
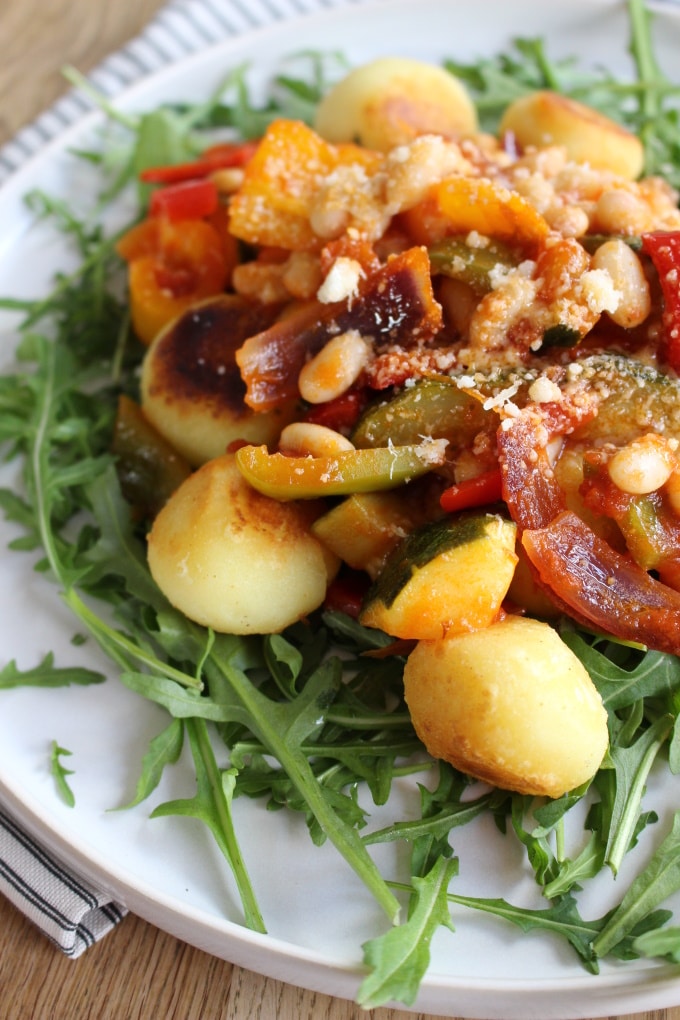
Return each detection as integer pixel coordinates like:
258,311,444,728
6,0,680,1007
124,33,680,799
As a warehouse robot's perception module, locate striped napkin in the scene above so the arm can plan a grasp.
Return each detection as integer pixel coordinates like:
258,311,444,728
0,0,357,956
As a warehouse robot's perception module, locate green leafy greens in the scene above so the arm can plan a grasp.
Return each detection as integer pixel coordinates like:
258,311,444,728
2,0,680,1009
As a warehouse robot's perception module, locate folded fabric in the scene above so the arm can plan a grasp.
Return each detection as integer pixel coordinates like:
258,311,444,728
0,0,356,955
0,807,127,958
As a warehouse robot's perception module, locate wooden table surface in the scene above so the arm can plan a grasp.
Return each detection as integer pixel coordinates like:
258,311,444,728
2,1,680,1018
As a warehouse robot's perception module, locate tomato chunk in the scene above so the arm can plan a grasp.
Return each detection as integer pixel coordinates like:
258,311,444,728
641,231,680,372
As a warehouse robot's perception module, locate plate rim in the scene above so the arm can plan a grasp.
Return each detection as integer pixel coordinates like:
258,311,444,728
2,1,680,1016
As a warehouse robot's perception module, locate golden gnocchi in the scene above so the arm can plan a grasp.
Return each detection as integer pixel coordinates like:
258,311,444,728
403,616,609,798
147,454,339,634
314,57,478,151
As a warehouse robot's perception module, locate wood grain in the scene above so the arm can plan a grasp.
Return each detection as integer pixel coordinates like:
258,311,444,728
2,1,680,1019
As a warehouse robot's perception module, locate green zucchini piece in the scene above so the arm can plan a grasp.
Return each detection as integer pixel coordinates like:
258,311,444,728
352,377,496,450
428,236,517,293
573,354,680,444
359,513,517,640
235,439,447,500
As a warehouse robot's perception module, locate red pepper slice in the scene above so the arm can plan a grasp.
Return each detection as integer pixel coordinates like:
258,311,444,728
303,389,368,433
439,468,503,513
140,140,260,184
523,510,680,656
149,178,219,221
323,570,370,618
640,231,680,372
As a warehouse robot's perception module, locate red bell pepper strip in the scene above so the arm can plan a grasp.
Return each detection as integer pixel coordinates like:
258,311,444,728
439,468,503,513
303,389,368,433
523,510,680,656
640,231,680,372
140,140,260,184
497,400,596,530
149,178,219,221
323,570,370,618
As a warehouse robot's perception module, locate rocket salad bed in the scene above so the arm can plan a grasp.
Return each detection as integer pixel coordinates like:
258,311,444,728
3,0,680,1010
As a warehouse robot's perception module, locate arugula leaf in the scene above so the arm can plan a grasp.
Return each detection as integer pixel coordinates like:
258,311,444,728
357,856,457,1008
152,717,264,932
50,741,76,807
603,714,672,875
449,890,602,972
593,811,680,958
115,717,184,810
0,652,103,689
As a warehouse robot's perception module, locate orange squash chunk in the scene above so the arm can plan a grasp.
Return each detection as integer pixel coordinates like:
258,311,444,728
228,118,381,251
402,176,550,255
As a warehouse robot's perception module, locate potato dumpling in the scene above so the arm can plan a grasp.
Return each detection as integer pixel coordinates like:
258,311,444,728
403,615,609,798
141,295,294,467
314,57,478,151
499,90,644,180
147,453,338,634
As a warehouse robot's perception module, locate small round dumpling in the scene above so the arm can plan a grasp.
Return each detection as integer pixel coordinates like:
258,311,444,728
404,616,609,798
141,295,294,467
147,453,338,634
499,90,644,180
314,57,478,151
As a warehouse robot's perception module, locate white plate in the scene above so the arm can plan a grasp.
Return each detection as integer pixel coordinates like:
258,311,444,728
2,2,680,1017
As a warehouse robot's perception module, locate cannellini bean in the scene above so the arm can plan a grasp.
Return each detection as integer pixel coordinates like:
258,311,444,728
590,239,651,328
314,57,478,151
499,90,644,180
298,330,371,404
593,188,651,235
279,422,355,457
147,453,338,634
607,434,676,495
403,616,609,798
211,167,245,194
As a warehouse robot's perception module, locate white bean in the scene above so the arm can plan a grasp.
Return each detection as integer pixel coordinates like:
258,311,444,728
279,422,355,457
608,434,676,495
298,330,371,404
591,239,651,328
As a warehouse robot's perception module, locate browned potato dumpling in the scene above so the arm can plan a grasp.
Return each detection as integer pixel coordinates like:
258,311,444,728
403,616,608,798
141,295,294,467
314,57,478,151
499,90,644,180
147,453,338,634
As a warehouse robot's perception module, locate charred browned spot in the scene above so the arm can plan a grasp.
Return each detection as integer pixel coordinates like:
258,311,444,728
149,296,281,418
228,472,318,540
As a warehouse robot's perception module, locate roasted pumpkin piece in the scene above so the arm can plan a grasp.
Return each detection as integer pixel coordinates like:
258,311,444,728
358,513,517,640
311,484,439,578
116,217,229,346
228,118,382,251
401,176,550,254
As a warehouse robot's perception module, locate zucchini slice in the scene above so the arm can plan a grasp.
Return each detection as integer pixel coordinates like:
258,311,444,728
359,513,517,640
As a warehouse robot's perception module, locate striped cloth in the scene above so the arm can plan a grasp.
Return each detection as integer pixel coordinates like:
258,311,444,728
0,809,126,957
0,0,357,956
0,0,361,187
